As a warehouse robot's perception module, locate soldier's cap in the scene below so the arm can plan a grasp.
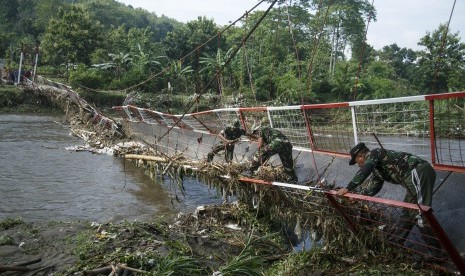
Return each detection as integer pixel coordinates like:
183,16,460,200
233,120,241,128
349,142,369,165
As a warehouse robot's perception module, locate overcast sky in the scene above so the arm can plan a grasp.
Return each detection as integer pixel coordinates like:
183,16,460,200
117,0,464,50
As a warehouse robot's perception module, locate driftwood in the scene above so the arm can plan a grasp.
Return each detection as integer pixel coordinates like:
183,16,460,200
125,154,201,169
0,257,42,272
125,154,168,162
0,265,31,272
162,151,187,175
83,263,148,275
119,264,148,273
83,266,112,275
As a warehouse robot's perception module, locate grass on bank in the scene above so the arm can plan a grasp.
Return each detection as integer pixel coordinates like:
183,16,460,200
0,211,433,276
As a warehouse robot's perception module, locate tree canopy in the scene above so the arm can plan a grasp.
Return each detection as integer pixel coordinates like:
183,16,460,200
1,0,464,107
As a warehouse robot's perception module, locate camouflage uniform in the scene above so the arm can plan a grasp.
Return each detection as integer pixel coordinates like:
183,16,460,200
207,125,245,163
250,127,298,183
347,148,443,257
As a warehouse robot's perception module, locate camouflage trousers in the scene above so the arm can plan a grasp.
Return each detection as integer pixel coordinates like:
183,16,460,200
250,140,297,182
391,163,443,254
353,163,444,259
207,143,235,163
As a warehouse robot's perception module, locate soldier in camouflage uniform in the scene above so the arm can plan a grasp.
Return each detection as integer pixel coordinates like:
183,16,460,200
207,121,246,163
337,142,445,262
248,126,298,183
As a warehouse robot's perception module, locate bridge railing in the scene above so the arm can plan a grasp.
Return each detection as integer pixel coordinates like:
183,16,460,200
114,91,465,173
114,92,465,273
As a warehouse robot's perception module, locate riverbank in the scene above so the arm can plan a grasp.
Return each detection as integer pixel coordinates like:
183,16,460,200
0,84,452,275
0,204,435,276
0,85,58,114
0,204,287,275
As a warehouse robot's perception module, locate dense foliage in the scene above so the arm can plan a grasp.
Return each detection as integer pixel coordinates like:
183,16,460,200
1,0,464,109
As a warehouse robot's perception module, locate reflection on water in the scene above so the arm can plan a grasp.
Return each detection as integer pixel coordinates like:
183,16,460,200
0,114,222,223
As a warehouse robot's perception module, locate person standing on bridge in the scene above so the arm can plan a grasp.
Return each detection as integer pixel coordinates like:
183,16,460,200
337,142,446,264
247,125,298,184
207,120,246,163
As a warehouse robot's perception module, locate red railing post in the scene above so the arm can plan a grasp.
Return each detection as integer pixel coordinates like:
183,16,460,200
422,207,465,274
325,193,358,233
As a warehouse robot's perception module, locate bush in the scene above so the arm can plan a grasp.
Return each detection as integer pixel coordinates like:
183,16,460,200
69,65,111,89
108,69,147,91
254,76,275,102
78,89,127,108
0,86,23,107
37,65,61,76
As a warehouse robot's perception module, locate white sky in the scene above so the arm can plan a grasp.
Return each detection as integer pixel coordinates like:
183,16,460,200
117,0,465,50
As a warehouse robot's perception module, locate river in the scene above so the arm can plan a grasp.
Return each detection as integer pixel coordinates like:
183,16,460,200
0,114,222,223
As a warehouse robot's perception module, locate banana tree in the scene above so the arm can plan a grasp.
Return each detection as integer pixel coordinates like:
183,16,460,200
169,60,193,93
92,52,132,80
199,48,228,96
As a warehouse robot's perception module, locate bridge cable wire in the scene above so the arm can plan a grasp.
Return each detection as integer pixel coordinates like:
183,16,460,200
305,0,333,97
285,0,302,82
431,0,457,94
74,1,268,94
156,0,279,142
242,12,258,104
352,0,375,101
303,1,338,185
432,0,457,168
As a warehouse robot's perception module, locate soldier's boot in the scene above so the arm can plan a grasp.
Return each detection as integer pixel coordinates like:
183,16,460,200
225,148,234,163
388,219,414,246
285,168,298,184
248,161,260,175
419,226,448,262
207,152,214,163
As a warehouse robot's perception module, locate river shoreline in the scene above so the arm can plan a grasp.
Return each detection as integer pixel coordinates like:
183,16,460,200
0,205,287,275
0,85,452,275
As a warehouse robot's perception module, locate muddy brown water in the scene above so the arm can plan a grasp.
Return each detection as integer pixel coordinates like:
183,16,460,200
0,114,222,223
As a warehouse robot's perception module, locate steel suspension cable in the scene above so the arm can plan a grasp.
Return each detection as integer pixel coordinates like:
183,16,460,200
352,0,375,101
305,0,333,97
283,0,306,105
431,0,457,93
303,0,334,186
285,0,301,82
429,0,456,170
74,1,268,94
156,0,279,142
242,12,258,104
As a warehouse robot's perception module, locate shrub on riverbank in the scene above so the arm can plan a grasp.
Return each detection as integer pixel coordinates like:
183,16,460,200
0,86,25,107
0,205,432,275
0,84,123,114
0,85,61,113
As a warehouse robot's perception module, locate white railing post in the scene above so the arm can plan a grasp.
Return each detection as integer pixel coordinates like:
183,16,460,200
351,106,358,145
32,41,40,82
267,110,273,128
16,44,24,85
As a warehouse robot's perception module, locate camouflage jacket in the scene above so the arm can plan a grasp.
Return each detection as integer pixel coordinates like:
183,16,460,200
346,148,427,192
256,127,290,145
220,126,245,140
